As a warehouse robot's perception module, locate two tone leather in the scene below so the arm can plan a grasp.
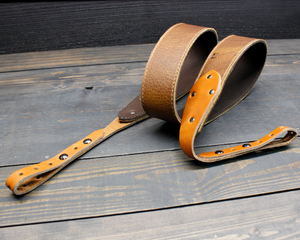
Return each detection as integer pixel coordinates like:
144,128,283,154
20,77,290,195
5,23,298,195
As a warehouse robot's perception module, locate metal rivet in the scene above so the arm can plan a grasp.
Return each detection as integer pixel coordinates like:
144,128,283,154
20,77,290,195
83,139,92,144
231,148,235,151
191,92,196,97
190,117,195,122
242,143,251,148
19,172,23,176
209,89,215,95
49,163,53,166
36,176,41,180
257,141,262,143
207,74,212,79
34,167,38,170
215,150,224,154
130,111,135,115
269,134,274,137
59,154,68,160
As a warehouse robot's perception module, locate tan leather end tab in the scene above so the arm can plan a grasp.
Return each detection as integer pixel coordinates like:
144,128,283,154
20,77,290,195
180,70,222,159
197,126,298,162
6,129,105,195
6,116,149,195
141,23,218,123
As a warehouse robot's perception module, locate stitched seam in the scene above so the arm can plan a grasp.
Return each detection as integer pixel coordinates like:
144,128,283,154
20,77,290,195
141,23,183,111
171,28,207,122
213,39,265,118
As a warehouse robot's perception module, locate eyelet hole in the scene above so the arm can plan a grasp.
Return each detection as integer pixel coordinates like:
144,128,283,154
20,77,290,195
207,74,212,79
191,92,196,97
190,117,195,122
209,89,215,95
242,143,251,148
215,150,224,154
59,154,68,160
83,139,92,144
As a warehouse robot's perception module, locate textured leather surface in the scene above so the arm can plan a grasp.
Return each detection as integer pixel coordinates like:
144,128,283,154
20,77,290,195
141,23,218,123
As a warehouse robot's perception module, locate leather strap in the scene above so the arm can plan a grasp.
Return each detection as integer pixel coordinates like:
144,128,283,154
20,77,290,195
141,33,298,162
6,23,218,195
6,23,298,195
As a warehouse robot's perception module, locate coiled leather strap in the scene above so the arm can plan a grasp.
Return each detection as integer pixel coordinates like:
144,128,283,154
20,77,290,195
5,23,298,195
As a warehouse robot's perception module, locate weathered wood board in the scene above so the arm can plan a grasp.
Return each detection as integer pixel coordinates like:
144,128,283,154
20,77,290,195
2,190,300,240
0,39,299,236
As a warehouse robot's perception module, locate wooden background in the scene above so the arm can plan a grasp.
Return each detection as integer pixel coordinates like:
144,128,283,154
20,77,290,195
1,1,300,239
0,40,300,238
1,1,300,54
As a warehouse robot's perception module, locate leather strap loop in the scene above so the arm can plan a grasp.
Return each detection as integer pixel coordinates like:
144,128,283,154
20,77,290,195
141,23,218,123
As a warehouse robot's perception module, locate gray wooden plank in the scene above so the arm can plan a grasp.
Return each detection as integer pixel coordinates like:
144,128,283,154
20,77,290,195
267,39,300,55
0,138,299,227
0,55,299,167
0,39,299,73
0,44,154,73
2,189,300,240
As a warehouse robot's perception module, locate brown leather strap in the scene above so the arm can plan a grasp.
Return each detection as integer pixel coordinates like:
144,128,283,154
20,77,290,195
6,23,298,195
6,23,218,195
141,34,298,162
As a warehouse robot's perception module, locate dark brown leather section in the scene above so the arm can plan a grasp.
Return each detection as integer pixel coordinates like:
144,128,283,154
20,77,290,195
200,35,267,123
118,95,147,122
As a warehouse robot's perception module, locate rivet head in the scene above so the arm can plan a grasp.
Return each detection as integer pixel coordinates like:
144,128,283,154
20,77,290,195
209,89,215,95
191,92,196,97
207,74,212,79
83,139,92,144
190,117,195,122
215,150,224,154
59,154,68,160
242,143,251,148
130,111,135,115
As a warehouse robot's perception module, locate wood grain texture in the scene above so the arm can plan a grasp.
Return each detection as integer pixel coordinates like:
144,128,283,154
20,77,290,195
0,54,299,166
2,189,300,239
1,1,300,54
0,138,299,227
0,44,154,73
1,39,300,73
0,39,299,233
